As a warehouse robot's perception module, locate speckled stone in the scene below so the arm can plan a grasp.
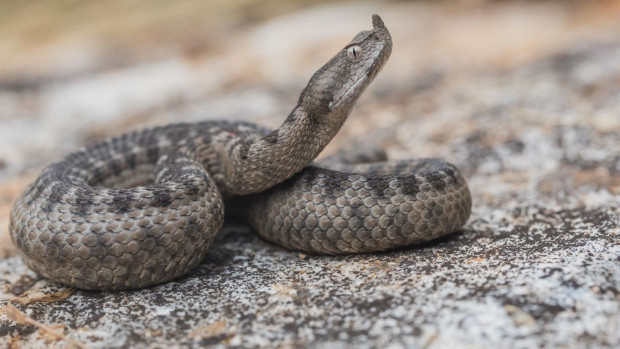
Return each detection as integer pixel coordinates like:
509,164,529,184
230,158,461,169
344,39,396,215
1,2,620,348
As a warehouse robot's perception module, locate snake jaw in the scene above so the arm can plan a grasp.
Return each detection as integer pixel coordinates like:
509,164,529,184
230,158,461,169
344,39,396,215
329,74,369,109
322,15,392,112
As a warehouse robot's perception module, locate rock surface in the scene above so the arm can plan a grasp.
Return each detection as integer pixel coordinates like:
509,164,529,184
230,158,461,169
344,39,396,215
1,1,619,348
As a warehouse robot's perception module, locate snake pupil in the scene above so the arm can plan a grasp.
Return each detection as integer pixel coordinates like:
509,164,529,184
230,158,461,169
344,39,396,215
347,45,362,59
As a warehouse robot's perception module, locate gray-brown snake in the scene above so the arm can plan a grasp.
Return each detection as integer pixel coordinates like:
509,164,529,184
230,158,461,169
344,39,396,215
9,15,472,290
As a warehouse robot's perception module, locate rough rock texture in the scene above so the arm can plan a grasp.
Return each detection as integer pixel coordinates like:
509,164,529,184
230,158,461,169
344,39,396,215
1,1,619,348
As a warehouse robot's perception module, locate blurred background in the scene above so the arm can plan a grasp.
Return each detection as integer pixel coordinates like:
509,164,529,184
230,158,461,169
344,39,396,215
1,0,620,254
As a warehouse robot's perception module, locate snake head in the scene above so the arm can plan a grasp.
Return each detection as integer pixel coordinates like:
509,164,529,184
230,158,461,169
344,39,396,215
298,14,393,115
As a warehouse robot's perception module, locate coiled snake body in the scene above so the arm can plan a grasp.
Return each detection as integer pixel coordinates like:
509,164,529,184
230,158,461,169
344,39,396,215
10,16,471,290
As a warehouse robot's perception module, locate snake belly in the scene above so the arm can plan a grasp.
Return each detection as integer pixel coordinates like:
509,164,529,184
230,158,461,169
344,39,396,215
9,15,471,290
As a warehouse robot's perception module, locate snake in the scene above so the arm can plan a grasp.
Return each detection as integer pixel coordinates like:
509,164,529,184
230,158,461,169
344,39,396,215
9,15,472,291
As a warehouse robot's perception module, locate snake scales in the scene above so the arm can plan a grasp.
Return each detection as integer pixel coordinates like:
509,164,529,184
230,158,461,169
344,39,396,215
9,15,471,290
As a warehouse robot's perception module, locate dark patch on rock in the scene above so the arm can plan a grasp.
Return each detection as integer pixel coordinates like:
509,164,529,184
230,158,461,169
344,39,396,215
147,146,160,163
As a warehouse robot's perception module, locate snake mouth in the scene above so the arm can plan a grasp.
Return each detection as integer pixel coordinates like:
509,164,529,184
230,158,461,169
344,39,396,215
329,74,368,109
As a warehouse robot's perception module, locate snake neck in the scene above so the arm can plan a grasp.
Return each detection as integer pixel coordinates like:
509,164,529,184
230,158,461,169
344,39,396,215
277,104,352,158
221,104,350,195
219,14,392,196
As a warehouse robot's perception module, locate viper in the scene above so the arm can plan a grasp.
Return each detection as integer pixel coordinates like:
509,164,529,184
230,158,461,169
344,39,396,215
10,15,471,290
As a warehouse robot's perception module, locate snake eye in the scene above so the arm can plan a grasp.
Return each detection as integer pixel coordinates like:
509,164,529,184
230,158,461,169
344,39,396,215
346,45,362,60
